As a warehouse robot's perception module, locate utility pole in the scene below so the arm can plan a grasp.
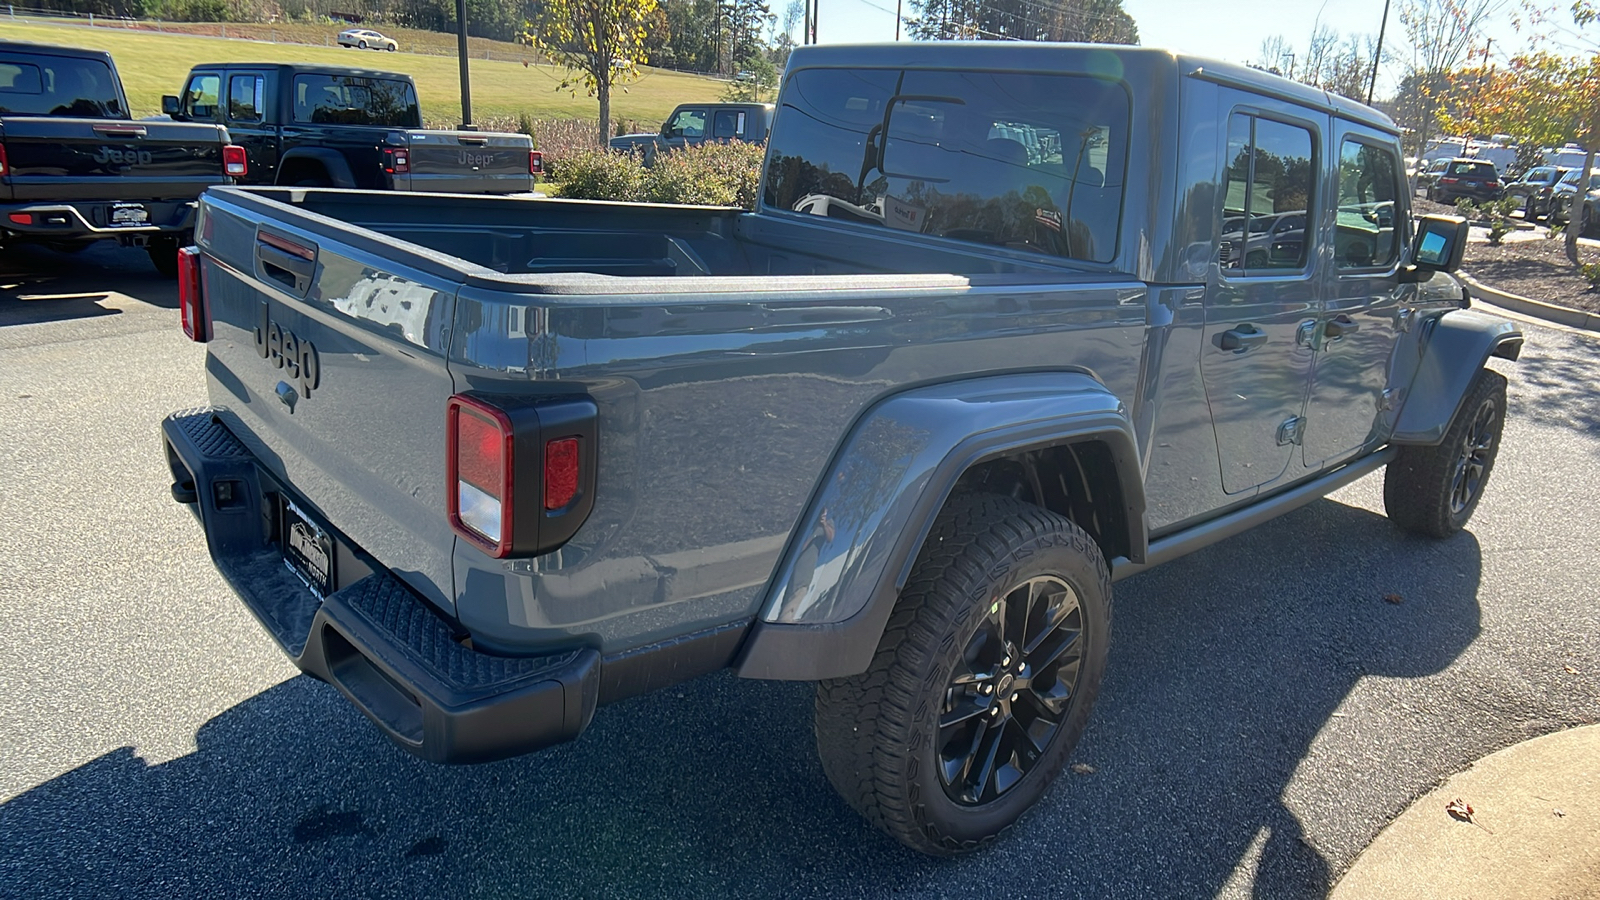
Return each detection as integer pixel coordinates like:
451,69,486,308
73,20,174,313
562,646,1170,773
895,0,901,40
455,0,472,126
804,0,811,44
1367,0,1390,106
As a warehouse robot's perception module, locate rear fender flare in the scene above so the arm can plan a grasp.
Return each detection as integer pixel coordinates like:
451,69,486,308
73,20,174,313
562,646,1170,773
735,372,1146,681
275,149,358,189
1392,309,1521,445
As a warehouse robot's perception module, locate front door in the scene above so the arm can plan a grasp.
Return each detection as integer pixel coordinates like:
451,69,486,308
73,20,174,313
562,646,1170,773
1202,106,1322,494
1300,127,1407,468
664,107,709,149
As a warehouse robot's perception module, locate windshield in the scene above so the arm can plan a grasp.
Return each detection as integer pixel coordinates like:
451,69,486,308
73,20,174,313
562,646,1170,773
0,54,123,118
292,73,419,127
763,68,1131,263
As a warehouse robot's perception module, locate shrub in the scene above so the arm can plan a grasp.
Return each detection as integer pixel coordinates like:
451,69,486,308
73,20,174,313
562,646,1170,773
551,146,643,202
640,141,764,209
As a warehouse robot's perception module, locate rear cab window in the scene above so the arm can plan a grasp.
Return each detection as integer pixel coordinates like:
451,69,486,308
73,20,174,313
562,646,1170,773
763,68,1131,263
291,74,420,127
0,53,123,117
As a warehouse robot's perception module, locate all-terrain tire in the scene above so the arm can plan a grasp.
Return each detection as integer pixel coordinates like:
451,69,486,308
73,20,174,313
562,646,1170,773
1384,368,1507,537
814,493,1111,856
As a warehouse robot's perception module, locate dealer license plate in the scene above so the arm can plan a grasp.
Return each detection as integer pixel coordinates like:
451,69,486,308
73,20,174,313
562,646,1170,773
109,203,149,226
282,498,334,596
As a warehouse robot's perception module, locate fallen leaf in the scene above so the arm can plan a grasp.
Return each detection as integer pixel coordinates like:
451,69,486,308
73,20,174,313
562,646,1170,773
1383,593,1404,605
1070,763,1097,775
1564,665,1580,675
1446,798,1474,821
1554,809,1567,818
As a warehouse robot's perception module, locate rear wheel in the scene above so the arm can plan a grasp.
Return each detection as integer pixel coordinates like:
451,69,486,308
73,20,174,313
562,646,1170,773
1384,368,1507,537
814,493,1111,855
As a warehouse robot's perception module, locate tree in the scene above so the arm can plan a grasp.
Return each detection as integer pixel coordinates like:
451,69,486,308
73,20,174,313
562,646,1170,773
1397,0,1508,153
723,54,778,100
908,0,1137,44
1254,27,1378,102
529,0,660,144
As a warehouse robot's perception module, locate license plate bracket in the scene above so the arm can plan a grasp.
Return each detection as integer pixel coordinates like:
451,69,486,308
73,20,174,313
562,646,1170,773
282,498,334,597
109,202,149,226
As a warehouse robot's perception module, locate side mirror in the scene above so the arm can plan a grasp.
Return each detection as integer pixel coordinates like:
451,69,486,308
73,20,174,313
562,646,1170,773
1412,214,1469,273
162,95,181,117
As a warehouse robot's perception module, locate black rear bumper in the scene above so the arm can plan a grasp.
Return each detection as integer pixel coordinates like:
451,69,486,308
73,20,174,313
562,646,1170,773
161,408,600,763
1,198,197,243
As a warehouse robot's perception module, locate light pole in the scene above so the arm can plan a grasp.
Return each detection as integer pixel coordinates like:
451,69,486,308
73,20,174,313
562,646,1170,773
1366,0,1390,106
455,0,473,126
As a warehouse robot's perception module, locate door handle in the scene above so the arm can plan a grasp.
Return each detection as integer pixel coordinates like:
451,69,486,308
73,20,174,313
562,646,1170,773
1325,314,1360,338
1218,325,1269,352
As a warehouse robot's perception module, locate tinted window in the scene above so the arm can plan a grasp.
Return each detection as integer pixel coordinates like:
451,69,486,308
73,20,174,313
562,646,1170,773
1337,138,1401,269
291,74,419,127
0,55,122,117
228,74,264,122
764,68,1130,262
1222,114,1315,271
713,109,742,138
184,73,221,120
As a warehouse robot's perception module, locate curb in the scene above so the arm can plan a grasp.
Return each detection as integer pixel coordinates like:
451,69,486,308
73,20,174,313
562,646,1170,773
1459,273,1600,333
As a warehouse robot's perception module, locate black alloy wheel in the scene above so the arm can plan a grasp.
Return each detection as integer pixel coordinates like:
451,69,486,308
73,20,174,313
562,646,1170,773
1449,395,1498,517
938,575,1084,806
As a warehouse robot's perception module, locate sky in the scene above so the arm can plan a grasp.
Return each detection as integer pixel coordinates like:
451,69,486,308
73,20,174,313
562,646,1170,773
802,0,1584,100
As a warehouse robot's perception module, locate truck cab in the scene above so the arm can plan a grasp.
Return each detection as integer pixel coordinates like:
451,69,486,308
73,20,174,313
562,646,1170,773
609,102,774,162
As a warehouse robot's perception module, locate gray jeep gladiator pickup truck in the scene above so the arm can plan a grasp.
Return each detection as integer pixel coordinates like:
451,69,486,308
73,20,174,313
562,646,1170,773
162,43,1522,855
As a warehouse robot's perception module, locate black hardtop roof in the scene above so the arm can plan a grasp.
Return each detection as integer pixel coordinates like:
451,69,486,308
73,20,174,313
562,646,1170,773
187,62,414,81
783,42,1397,135
0,40,116,64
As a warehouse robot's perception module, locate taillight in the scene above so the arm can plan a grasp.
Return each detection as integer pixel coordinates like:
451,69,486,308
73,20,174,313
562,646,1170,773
1488,181,1501,188
0,143,8,177
529,150,543,177
1440,177,1459,184
222,144,248,178
7,213,31,226
383,147,410,175
178,246,209,342
446,393,598,558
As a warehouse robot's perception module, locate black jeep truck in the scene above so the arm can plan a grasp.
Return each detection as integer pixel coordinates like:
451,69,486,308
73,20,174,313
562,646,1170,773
0,41,240,275
163,63,537,194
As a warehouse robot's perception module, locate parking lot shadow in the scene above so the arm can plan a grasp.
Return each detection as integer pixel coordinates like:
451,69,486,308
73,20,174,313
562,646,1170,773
0,500,1482,899
0,243,177,319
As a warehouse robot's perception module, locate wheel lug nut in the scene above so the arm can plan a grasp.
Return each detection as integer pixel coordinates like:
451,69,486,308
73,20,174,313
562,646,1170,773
980,684,992,695
1001,656,1011,667
1011,693,1019,702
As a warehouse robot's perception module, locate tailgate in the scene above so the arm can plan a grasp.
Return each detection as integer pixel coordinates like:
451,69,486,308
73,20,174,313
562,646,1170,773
196,188,464,611
402,130,533,194
0,118,227,201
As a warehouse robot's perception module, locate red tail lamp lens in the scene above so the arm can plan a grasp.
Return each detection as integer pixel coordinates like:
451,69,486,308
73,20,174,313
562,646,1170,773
222,144,248,177
383,148,410,175
178,246,209,342
450,400,511,550
544,438,579,509
529,150,544,176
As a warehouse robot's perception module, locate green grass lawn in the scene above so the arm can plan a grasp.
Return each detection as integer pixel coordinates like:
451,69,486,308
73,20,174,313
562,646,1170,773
3,20,726,126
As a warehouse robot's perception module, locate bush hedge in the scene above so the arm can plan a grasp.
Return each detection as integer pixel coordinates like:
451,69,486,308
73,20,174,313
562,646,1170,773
551,141,764,210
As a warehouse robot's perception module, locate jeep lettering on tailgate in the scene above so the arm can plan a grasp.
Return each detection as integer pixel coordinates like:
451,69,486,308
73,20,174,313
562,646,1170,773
93,147,154,166
254,301,321,398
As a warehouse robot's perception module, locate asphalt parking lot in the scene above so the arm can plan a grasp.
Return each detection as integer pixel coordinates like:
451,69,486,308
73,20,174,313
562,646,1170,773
1,241,1598,899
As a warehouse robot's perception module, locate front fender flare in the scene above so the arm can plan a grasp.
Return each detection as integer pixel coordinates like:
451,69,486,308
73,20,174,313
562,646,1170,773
735,372,1145,681
1392,309,1521,445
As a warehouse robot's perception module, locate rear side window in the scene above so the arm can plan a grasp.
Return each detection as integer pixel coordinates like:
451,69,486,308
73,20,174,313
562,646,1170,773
228,74,264,122
764,68,1131,263
1336,138,1402,269
292,74,420,127
713,109,743,138
1221,113,1315,271
0,55,122,117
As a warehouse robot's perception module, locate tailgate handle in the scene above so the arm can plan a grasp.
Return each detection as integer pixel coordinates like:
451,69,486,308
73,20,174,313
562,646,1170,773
255,230,317,297
93,124,147,137
457,135,489,145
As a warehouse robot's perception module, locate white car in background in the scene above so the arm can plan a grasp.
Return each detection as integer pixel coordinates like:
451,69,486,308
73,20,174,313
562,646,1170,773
337,29,398,51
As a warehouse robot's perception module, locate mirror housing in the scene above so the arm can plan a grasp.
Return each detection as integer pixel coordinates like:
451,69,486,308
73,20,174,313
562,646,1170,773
161,95,181,117
1412,214,1469,273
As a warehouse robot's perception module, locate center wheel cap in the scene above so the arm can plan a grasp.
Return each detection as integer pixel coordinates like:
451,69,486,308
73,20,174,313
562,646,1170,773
996,673,1016,696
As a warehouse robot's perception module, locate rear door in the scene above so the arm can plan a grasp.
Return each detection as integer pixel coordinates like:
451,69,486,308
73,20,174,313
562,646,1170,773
402,130,533,194
1300,126,1406,468
223,69,278,184
1201,100,1322,495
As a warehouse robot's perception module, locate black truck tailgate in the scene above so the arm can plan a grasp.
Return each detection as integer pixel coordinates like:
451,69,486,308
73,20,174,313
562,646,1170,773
402,130,533,194
0,117,229,201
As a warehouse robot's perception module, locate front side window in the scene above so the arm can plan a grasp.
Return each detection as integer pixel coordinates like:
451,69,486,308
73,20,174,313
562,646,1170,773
184,73,221,120
1336,138,1402,269
668,108,707,138
763,68,1131,262
291,74,419,127
1221,113,1315,271
0,55,122,117
228,74,264,122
